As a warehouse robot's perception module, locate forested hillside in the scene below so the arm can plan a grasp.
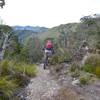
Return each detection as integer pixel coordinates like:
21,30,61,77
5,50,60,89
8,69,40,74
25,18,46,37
39,14,100,50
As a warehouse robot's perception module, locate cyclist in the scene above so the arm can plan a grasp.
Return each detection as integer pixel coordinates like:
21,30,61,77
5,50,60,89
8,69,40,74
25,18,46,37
43,40,54,69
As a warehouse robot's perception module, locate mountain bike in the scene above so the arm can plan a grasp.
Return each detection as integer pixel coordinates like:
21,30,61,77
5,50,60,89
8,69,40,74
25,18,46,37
43,50,53,69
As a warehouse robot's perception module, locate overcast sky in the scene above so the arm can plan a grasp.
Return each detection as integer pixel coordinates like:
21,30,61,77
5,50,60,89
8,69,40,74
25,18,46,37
0,0,100,28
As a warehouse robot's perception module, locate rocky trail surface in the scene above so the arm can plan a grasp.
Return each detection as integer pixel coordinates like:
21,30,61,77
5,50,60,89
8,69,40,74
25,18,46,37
21,64,61,100
18,64,100,100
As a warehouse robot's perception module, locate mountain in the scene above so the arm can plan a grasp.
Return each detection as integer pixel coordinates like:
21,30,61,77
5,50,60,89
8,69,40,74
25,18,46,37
12,26,49,43
13,14,100,50
38,14,100,50
12,26,48,33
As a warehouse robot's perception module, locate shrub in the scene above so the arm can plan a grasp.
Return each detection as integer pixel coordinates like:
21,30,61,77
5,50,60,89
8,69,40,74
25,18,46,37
49,55,59,65
83,64,94,73
95,66,100,78
58,48,72,62
0,60,37,98
71,69,80,78
79,76,88,85
0,60,11,76
49,48,72,65
85,54,100,67
82,54,100,77
0,77,17,99
25,64,37,77
11,62,37,76
70,64,78,72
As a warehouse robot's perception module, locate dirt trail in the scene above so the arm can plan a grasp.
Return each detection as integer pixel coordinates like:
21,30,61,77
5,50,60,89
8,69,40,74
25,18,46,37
23,64,61,100
20,64,100,100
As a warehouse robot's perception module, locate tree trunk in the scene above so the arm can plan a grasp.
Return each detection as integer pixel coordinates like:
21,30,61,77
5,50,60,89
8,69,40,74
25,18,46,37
0,33,8,60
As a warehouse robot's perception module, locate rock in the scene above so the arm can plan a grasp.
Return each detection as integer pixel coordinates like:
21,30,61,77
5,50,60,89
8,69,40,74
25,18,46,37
72,79,80,86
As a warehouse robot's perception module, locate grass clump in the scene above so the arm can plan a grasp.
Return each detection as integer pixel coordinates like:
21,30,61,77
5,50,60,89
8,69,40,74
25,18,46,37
95,66,100,78
79,76,89,85
69,64,80,78
49,48,72,65
82,54,100,78
0,59,37,99
0,77,17,100
24,64,37,77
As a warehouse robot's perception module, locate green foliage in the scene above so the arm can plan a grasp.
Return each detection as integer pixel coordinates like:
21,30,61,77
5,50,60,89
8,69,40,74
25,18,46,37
25,64,37,77
83,64,94,73
83,54,100,77
84,54,100,67
95,66,100,78
71,69,80,78
49,48,72,65
13,63,37,77
96,41,100,49
0,25,13,33
70,64,78,72
23,36,43,63
79,76,89,85
49,55,59,65
0,60,37,98
0,77,17,99
80,16,95,26
0,60,10,76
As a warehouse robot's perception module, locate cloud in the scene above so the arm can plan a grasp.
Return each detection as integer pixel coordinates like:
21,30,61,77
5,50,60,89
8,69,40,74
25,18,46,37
0,0,100,27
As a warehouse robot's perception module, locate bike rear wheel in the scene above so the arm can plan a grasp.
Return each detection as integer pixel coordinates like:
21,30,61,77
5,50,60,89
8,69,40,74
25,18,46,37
43,54,48,69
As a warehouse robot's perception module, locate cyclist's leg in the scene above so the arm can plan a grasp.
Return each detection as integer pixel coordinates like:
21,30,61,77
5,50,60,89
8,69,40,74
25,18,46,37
43,52,48,69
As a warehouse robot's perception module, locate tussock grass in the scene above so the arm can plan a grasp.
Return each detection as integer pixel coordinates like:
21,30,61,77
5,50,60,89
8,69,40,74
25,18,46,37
0,59,37,99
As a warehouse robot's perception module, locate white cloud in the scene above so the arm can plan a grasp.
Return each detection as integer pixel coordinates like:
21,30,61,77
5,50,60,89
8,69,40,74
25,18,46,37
0,0,100,27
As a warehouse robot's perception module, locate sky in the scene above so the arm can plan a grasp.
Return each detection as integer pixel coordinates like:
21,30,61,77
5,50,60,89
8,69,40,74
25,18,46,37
0,0,100,28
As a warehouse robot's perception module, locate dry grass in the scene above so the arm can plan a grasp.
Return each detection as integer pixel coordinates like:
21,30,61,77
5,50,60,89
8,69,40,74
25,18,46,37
54,88,85,100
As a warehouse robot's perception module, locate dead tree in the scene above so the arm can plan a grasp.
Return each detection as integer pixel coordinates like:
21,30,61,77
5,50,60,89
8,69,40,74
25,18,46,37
0,31,11,60
0,0,5,8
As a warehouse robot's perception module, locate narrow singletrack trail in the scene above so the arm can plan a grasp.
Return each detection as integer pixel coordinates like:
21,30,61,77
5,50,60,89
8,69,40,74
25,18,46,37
23,64,61,100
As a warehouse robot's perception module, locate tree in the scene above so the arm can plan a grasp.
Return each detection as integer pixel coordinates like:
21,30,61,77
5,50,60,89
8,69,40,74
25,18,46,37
0,0,5,8
0,25,15,60
58,28,67,48
23,36,42,63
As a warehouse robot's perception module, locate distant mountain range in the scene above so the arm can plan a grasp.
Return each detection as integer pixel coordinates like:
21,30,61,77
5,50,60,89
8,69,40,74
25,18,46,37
12,26,49,43
12,26,49,33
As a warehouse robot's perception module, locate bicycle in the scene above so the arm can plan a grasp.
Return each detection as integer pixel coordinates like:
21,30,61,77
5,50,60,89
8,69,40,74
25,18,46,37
43,50,53,69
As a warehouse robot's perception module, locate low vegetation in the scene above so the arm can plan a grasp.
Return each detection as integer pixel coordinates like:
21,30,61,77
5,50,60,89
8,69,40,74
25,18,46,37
82,54,100,78
0,60,37,99
49,48,72,65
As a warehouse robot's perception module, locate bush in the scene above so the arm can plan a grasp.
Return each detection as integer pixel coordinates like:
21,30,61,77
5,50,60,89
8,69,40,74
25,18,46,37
49,48,72,65
25,64,37,77
0,60,37,99
13,63,37,77
82,54,100,77
70,64,78,72
0,77,17,99
79,76,88,85
83,64,94,73
95,66,100,78
0,60,11,76
85,54,100,67
71,69,80,78
49,55,59,65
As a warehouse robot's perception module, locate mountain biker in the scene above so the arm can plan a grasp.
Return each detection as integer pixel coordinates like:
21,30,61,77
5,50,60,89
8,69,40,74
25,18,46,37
43,39,54,69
